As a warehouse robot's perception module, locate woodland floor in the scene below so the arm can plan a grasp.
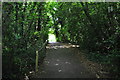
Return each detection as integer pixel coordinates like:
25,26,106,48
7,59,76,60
31,42,110,78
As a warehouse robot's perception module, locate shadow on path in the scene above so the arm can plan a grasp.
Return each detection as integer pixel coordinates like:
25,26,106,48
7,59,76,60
33,42,96,78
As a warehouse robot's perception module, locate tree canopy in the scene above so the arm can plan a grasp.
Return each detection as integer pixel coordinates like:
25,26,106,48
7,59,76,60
2,2,120,79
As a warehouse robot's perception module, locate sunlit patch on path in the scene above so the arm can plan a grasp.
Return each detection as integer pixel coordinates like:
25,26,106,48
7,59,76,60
46,42,80,49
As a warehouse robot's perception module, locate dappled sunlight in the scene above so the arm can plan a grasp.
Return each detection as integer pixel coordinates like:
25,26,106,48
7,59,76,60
55,63,59,66
46,43,80,49
58,69,62,72
65,61,71,64
3,2,119,79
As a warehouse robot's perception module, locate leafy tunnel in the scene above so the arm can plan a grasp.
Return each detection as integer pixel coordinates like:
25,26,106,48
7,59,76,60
2,2,120,79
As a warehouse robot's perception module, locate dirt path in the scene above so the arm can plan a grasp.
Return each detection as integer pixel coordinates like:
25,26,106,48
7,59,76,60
32,43,96,78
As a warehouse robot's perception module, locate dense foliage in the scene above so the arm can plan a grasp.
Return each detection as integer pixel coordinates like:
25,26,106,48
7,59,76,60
2,2,49,79
49,2,120,78
2,2,120,79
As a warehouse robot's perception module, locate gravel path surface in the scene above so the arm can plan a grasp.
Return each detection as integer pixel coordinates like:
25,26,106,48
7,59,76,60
33,43,96,78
